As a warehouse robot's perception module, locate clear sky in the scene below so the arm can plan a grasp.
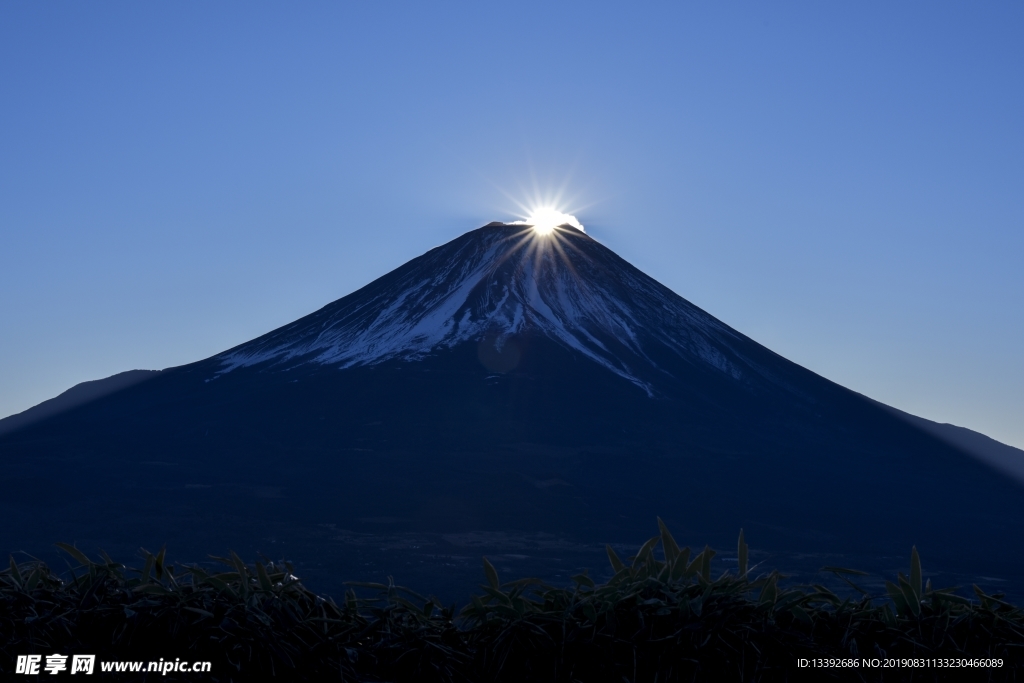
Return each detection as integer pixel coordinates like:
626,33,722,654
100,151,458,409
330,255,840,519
2,2,1022,448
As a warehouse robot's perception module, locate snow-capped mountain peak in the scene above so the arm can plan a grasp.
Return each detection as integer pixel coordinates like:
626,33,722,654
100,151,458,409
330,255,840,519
215,222,746,393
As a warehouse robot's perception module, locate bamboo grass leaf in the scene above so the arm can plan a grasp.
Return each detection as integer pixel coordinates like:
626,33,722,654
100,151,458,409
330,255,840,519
821,565,869,576
632,536,660,570
700,545,715,583
481,585,511,605
822,565,870,595
392,596,427,614
933,592,972,606
810,584,840,603
256,561,273,592
685,550,703,578
897,573,921,617
910,546,922,601
55,543,92,567
571,571,595,589
789,604,813,625
24,568,41,591
886,580,909,616
759,575,777,606
345,581,390,591
737,529,748,579
671,547,692,581
9,556,23,587
229,551,249,598
208,554,234,567
140,553,154,583
154,546,167,580
391,584,428,602
657,517,680,564
482,556,500,590
200,573,237,599
606,545,626,574
99,549,119,568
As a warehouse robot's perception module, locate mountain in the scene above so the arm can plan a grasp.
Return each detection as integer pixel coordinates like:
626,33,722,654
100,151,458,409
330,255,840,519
872,400,1024,486
2,222,1022,600
0,370,161,437
212,221,746,397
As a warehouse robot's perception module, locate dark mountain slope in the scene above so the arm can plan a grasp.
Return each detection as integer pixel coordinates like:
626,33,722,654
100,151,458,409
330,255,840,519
0,370,161,436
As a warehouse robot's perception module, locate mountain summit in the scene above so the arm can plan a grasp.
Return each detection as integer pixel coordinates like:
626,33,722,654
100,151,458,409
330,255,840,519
215,223,744,395
2,222,1023,599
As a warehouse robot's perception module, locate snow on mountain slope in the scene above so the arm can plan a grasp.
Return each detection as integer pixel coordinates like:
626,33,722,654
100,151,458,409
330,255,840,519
215,223,751,394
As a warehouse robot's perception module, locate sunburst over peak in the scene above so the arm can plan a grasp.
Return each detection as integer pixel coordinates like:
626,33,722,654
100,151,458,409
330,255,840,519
518,208,585,235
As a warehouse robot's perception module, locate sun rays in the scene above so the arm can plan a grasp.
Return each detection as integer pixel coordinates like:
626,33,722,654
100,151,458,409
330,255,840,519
477,169,593,284
523,208,585,236
483,210,589,297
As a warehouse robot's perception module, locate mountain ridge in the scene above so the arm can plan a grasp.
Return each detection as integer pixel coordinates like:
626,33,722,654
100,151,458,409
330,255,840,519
0,370,162,436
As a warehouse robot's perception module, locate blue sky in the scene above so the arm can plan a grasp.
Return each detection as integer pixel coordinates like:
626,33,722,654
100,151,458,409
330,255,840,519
2,2,1022,448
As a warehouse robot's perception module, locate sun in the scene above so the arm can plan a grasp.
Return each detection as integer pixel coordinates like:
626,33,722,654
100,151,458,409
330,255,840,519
526,208,584,236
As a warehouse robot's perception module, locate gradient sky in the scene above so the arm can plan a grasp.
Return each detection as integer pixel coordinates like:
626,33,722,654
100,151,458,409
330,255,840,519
2,2,1022,448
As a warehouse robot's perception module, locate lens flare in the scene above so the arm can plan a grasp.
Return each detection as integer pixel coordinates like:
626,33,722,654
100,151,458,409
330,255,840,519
525,208,584,235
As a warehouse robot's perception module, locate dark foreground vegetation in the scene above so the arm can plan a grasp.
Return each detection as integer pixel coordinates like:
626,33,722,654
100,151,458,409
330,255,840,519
2,521,1021,681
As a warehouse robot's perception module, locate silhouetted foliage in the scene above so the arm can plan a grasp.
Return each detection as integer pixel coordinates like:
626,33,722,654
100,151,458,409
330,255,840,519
2,521,1022,681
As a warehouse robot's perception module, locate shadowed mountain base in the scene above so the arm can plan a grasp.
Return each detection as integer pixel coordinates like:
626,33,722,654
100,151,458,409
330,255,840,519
3,335,1022,602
